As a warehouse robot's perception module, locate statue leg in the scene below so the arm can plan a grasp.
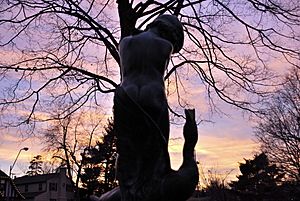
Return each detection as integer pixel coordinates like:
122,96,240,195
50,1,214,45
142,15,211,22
113,87,171,201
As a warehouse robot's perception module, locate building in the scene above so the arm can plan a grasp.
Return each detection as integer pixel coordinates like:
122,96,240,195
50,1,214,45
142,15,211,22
0,169,24,201
14,168,75,201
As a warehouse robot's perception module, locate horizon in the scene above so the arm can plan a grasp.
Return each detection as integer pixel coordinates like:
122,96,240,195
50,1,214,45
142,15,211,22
0,104,259,185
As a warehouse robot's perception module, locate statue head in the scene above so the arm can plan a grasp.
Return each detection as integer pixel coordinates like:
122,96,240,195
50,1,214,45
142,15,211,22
146,15,184,53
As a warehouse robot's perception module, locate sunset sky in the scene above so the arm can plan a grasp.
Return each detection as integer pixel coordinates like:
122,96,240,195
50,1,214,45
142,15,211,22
0,0,294,188
0,100,259,183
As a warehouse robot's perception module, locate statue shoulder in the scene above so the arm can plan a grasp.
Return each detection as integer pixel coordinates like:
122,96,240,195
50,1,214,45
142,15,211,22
119,36,134,50
120,32,172,48
119,32,173,60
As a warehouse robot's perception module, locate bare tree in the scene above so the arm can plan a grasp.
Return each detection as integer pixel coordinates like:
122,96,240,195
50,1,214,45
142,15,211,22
255,67,300,181
0,0,300,131
42,110,103,196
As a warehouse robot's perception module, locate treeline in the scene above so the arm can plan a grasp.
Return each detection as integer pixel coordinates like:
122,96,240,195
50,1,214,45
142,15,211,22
199,152,299,201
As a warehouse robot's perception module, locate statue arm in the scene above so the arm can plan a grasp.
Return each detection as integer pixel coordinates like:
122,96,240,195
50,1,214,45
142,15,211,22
182,109,198,163
160,109,199,201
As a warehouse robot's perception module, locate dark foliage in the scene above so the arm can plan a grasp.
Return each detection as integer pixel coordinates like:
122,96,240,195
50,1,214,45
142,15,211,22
81,119,117,196
230,153,286,201
26,155,44,176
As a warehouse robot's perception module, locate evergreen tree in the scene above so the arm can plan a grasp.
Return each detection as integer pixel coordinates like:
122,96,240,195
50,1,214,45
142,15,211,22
81,119,117,196
230,153,284,201
26,155,44,176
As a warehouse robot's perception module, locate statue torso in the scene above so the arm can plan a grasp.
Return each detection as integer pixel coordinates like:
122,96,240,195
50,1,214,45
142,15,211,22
118,31,173,108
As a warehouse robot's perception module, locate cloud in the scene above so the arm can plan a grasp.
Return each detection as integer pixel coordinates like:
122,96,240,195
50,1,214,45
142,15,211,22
0,133,21,143
169,135,258,166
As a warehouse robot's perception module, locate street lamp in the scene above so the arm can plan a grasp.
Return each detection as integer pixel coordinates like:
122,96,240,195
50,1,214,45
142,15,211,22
9,147,29,178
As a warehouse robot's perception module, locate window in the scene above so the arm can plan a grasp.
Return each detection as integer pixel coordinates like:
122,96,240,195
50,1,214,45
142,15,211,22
49,183,57,191
0,179,5,194
25,184,28,192
38,183,43,191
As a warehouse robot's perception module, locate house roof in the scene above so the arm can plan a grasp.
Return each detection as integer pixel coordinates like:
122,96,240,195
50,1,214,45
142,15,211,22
0,169,9,178
0,169,25,200
20,191,45,198
14,173,59,185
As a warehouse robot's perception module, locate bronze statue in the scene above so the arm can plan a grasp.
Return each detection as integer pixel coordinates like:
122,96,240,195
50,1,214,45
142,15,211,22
91,15,198,201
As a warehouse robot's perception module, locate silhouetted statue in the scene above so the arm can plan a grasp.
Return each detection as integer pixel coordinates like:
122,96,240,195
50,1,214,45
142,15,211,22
91,15,198,201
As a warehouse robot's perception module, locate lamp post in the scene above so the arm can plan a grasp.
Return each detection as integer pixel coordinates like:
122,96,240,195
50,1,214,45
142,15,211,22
9,147,29,178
